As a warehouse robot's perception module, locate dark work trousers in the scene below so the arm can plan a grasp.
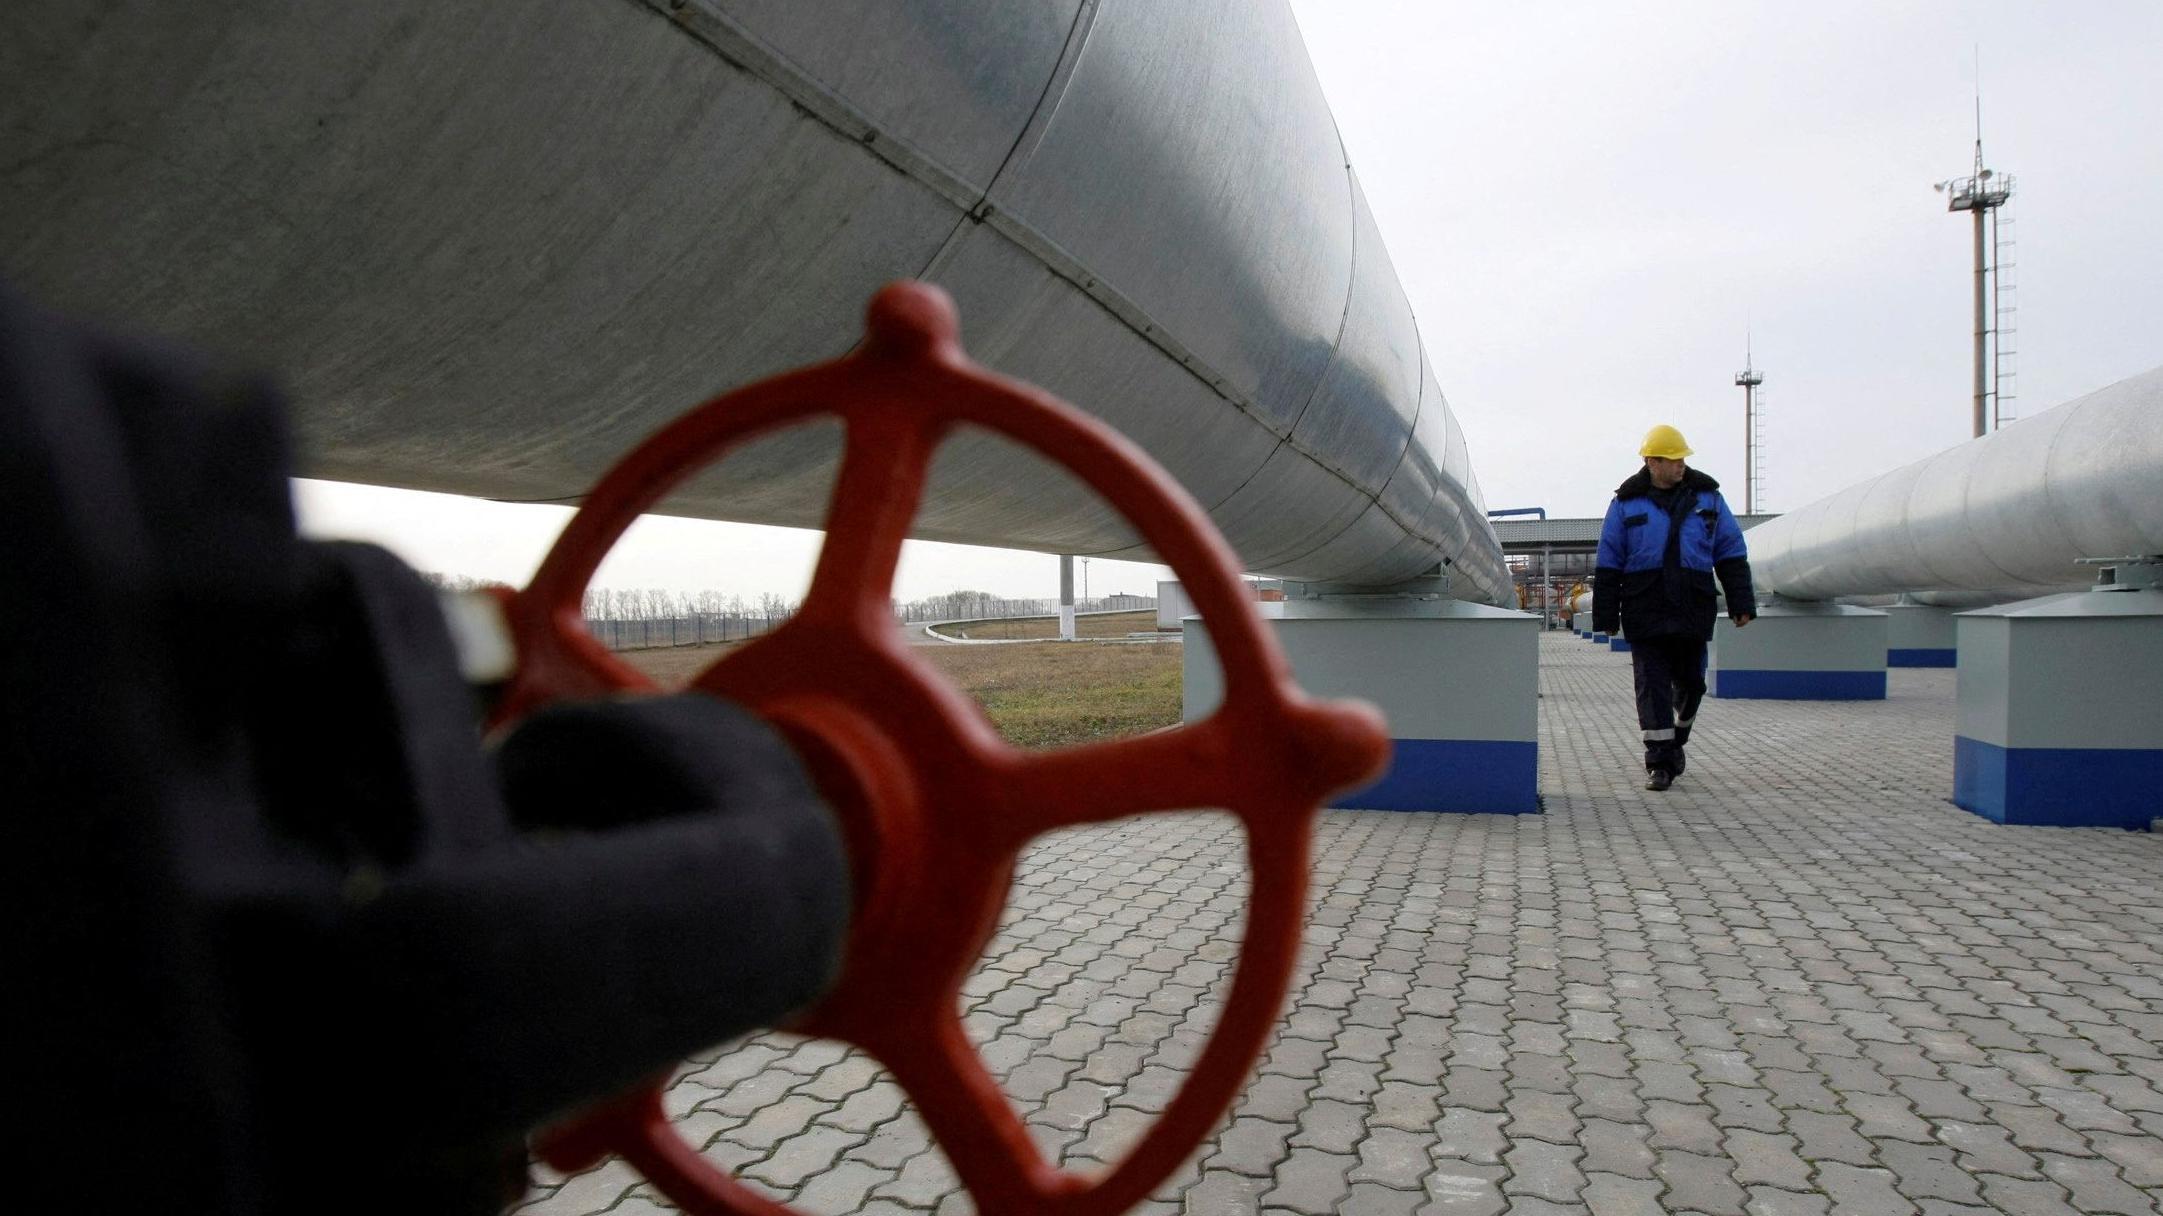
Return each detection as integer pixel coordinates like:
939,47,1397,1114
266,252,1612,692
1631,634,1708,774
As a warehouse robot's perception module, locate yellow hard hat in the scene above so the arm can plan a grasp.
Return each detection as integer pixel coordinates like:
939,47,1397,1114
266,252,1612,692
1639,424,1693,459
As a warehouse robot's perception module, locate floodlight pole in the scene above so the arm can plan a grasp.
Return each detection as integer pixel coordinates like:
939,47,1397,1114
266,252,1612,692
1735,337,1763,516
1937,113,2012,439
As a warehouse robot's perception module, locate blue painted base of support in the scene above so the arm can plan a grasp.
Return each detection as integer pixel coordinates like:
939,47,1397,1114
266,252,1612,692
1953,736,2163,828
1889,648,1956,667
1714,669,1886,700
1609,638,1632,652
1591,633,1609,643
1332,738,1539,814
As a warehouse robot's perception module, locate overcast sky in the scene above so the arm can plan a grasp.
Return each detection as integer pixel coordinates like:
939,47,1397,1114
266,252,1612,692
300,2,2163,600
1291,0,2163,518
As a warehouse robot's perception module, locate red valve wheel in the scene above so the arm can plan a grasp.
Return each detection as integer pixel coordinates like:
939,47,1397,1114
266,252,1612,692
494,282,1388,1216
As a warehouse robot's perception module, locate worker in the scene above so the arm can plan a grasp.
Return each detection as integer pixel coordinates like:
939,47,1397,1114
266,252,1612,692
1592,424,1756,791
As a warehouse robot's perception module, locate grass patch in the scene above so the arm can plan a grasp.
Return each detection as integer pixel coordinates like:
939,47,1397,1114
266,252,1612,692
616,634,1185,749
919,641,1184,748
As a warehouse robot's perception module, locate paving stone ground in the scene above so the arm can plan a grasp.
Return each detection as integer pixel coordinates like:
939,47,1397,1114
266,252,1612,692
517,632,2163,1215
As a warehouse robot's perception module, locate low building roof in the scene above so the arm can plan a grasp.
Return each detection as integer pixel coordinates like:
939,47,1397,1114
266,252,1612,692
1493,514,1780,551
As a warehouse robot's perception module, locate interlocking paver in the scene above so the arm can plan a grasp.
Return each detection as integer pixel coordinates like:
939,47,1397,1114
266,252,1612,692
1347,1128,1432,1191
1503,1088,1580,1144
1503,1138,1588,1203
513,639,2163,1216
1259,1147,1352,1212
842,1118,932,1169
1724,1129,1811,1191
727,1095,833,1151
1844,1090,1938,1142
1503,1200,1592,1216
1631,1059,1704,1105
1570,1073,1643,1124
1645,1099,1724,1156
1339,1181,1424,1216
742,1125,863,1189
1237,1073,1314,1123
1742,1185,1831,1216
1313,1057,1384,1105
1989,1101,2093,1156
2037,1084,2147,1133
1070,1105,1153,1168
1414,1161,1508,1216
828,1081,907,1132
1817,1162,1920,1214
1436,1065,1509,1113
1878,1141,1987,1205
789,1159,887,1211
1204,1114,1294,1178
871,1148,958,1207
1509,1052,1576,1096
1704,1082,1782,1133
2088,1130,2163,1188
1757,1065,1843,1114
1653,1147,1747,1215
1183,1170,1272,1214
1976,1171,2083,1216
1894,1075,1991,1122
1784,1108,1877,1167
1288,1098,1365,1156
2035,1152,2158,1216
1582,1172,1664,1216
1578,1118,1654,1180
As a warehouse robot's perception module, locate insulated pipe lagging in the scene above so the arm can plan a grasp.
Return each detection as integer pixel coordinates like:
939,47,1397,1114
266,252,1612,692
1747,366,2163,601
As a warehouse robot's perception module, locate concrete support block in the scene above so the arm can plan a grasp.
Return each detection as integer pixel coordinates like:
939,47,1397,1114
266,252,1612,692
1591,632,1610,643
1184,598,1539,814
1953,587,2163,828
1884,601,1958,667
1711,598,1887,699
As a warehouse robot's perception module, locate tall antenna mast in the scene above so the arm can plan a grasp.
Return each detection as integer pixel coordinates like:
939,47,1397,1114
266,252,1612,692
1735,332,1764,515
1933,49,2014,438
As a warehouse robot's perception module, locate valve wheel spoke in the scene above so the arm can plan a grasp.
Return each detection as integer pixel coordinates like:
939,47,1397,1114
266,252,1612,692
796,411,940,628
995,722,1236,839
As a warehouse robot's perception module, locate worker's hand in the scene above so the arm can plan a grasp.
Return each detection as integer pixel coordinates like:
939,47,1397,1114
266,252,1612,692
1733,612,1755,628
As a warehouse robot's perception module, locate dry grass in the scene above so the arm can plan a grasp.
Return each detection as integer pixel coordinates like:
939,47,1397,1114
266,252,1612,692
615,633,1185,749
937,609,1163,641
918,641,1184,748
617,640,754,686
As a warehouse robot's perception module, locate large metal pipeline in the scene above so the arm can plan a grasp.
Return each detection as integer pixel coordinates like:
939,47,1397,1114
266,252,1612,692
0,0,1511,606
1747,366,2163,601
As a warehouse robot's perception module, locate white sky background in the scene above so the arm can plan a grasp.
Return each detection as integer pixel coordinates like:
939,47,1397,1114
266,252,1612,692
290,478,1165,605
1289,0,2163,518
300,2,2163,598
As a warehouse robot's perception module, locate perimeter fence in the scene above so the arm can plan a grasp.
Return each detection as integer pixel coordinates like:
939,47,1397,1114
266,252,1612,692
583,594,1154,652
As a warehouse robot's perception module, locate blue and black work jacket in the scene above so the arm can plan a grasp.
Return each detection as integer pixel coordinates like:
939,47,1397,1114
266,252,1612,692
1592,467,1756,641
